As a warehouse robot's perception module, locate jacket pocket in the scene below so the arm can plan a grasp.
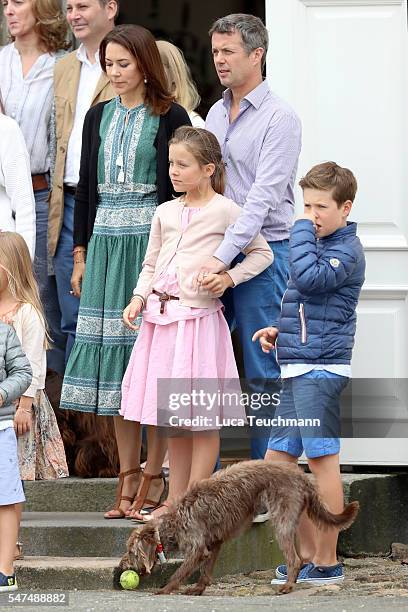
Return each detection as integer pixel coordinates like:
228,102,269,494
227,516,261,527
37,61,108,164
299,303,307,344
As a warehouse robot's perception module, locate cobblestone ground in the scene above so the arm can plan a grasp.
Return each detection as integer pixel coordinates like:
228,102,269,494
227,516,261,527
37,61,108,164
1,557,408,612
203,557,408,598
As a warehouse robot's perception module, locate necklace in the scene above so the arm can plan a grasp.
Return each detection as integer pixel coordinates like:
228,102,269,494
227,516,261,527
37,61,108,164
116,111,130,183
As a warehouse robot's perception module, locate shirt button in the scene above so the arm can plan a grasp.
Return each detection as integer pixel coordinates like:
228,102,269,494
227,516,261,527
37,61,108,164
225,137,229,142
11,112,16,118
60,146,65,153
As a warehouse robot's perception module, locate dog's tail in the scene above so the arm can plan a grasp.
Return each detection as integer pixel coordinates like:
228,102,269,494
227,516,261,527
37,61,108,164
305,480,359,531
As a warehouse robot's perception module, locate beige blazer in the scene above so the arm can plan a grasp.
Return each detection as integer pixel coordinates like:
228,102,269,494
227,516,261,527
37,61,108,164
134,194,274,308
48,51,114,257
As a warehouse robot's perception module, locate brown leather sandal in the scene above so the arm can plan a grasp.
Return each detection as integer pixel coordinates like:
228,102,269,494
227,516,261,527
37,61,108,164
125,471,167,519
131,501,171,523
104,467,142,519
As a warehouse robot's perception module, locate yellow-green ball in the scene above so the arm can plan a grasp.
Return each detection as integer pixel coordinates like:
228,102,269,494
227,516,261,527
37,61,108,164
120,569,140,590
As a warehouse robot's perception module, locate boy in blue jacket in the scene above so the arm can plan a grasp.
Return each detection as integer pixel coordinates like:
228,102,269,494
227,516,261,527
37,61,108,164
253,161,365,585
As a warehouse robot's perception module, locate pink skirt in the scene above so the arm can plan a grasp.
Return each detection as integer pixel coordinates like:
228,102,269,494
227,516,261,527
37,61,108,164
120,310,245,430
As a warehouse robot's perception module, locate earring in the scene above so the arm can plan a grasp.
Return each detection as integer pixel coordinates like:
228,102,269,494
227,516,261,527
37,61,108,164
144,77,148,84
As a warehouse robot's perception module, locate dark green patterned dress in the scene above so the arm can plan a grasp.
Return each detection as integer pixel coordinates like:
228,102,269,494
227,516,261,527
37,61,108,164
60,97,159,415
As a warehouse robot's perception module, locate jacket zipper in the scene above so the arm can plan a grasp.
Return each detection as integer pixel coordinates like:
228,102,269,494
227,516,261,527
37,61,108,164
299,303,307,344
275,288,288,366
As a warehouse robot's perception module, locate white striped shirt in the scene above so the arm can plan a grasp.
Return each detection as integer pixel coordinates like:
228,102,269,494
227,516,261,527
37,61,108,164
0,43,57,174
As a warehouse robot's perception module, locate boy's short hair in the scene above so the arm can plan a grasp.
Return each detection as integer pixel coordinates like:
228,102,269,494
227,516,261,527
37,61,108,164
299,161,357,206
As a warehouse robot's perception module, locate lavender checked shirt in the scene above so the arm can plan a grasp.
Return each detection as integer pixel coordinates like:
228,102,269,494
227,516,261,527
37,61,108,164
206,79,302,265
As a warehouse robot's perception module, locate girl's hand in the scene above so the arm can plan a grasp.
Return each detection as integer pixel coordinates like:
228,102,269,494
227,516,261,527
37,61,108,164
14,398,33,436
123,297,143,331
252,327,279,353
71,261,85,298
201,272,234,297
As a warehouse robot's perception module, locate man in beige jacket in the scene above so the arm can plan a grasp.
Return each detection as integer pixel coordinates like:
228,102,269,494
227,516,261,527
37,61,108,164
48,0,118,374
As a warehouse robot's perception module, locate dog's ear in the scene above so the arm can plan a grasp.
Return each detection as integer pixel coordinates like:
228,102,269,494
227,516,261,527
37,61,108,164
137,524,158,574
126,529,139,550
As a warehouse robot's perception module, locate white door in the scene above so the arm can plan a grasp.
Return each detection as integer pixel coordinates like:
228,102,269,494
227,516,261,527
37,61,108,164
266,0,408,464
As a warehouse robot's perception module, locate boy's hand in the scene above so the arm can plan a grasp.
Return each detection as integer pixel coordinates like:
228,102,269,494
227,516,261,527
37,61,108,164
252,327,279,353
201,272,234,297
123,297,143,331
296,210,316,225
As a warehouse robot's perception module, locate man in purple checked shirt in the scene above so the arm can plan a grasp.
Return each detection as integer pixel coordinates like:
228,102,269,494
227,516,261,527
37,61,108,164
201,14,302,462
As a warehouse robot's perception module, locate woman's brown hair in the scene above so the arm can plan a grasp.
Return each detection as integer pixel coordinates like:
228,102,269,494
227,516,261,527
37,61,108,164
100,24,174,116
8,0,70,53
169,126,226,195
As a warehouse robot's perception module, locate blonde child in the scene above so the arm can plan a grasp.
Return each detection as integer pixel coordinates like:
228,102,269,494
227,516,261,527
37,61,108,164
156,40,205,128
0,233,68,556
121,127,273,521
0,232,68,480
0,321,32,591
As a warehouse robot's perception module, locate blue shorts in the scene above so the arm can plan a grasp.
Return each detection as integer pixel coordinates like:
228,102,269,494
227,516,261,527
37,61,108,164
0,427,25,506
267,370,349,459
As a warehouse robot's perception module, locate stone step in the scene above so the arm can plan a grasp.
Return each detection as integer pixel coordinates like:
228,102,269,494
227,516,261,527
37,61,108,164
24,478,118,513
14,557,183,591
22,472,408,557
20,512,282,575
23,460,236,513
341,472,408,556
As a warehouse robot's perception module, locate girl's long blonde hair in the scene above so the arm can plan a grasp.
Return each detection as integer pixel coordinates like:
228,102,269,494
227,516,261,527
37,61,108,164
0,232,49,347
156,40,201,114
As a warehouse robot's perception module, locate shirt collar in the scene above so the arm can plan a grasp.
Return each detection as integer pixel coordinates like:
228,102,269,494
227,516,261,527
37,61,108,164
76,44,100,68
222,79,270,111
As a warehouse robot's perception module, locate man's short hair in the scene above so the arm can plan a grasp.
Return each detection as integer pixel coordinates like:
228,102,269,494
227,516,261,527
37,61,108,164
299,162,358,206
98,0,120,18
209,13,268,70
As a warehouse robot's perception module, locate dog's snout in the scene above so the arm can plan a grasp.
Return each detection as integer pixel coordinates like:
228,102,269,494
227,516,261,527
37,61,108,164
119,552,133,570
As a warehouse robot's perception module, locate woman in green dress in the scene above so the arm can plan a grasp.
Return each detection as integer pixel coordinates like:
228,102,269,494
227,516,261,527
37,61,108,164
60,25,190,518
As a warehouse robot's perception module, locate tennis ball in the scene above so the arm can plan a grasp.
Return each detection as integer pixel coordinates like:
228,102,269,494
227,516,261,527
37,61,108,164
120,569,140,590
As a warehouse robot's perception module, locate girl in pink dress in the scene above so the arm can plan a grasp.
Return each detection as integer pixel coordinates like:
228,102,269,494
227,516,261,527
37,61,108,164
121,127,273,520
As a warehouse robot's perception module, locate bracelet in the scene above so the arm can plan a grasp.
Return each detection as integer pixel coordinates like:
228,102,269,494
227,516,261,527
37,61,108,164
17,407,33,415
73,255,86,264
131,294,145,308
73,247,86,255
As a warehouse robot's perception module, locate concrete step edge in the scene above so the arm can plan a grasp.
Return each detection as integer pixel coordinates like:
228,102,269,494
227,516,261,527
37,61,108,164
14,556,184,591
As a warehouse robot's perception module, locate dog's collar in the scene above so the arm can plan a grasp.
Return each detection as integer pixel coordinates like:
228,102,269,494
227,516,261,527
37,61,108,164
154,527,167,564
156,542,167,564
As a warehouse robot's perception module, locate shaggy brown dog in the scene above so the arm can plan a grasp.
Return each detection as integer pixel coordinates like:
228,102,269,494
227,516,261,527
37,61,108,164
46,370,120,477
116,460,359,595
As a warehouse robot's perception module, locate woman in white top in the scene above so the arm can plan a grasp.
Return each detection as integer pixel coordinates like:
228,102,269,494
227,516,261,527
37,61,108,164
0,0,69,303
0,104,36,259
157,40,205,128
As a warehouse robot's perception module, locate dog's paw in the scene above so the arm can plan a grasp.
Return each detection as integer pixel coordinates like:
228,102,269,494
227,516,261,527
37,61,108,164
276,583,294,595
155,586,175,596
183,585,205,596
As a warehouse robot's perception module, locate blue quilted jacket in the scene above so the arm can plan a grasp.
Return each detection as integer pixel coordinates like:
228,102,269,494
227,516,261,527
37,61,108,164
277,220,365,364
